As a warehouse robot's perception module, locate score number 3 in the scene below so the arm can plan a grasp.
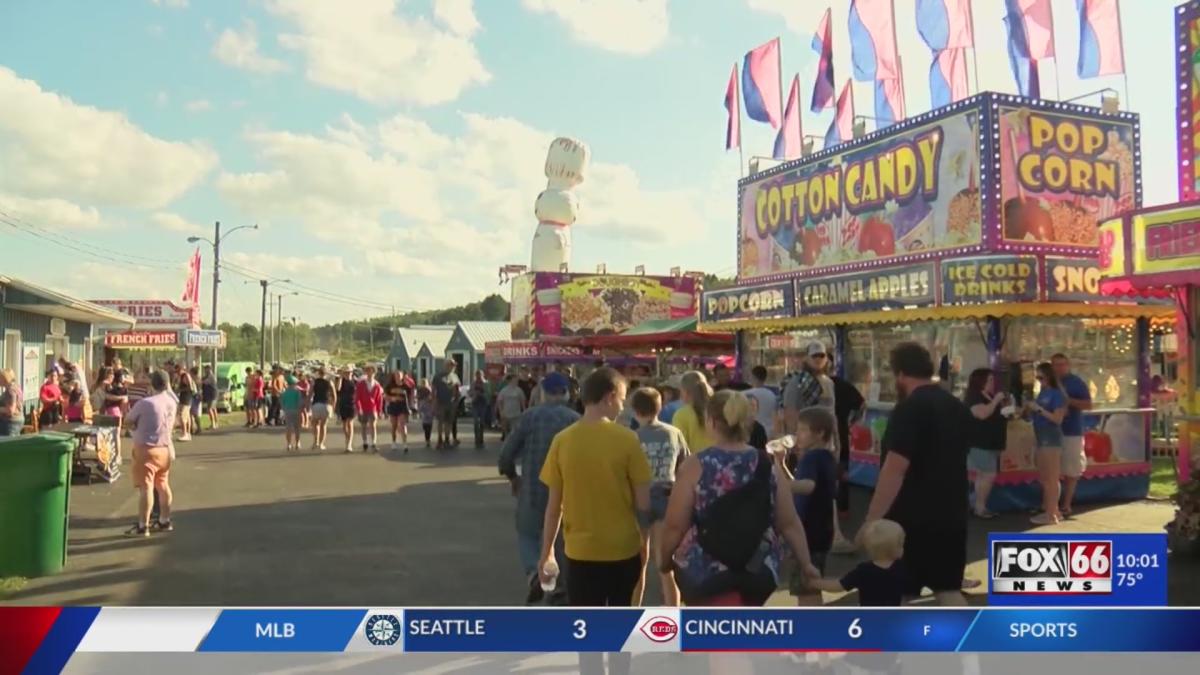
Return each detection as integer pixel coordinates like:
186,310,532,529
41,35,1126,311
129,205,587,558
848,618,863,639
573,619,587,639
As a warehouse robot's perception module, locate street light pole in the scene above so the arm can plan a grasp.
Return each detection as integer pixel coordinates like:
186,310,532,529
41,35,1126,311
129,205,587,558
211,221,220,330
259,280,268,370
290,317,299,363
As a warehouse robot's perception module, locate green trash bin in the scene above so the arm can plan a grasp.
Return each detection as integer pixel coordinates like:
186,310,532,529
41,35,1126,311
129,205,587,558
0,432,74,577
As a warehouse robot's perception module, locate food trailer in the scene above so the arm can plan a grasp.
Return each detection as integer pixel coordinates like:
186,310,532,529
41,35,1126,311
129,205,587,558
701,91,1172,511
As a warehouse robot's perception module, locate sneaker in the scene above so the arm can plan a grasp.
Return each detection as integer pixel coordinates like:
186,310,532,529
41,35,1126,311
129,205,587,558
151,520,174,532
363,443,369,452
125,523,150,537
973,509,997,520
391,442,399,452
1030,512,1061,525
319,443,326,451
403,446,409,455
178,434,192,442
830,537,857,554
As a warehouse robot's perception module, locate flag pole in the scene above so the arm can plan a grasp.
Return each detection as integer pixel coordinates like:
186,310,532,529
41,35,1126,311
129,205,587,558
1115,0,1130,108
777,37,785,131
738,64,746,178
1049,5,1062,100
890,1,907,119
967,0,981,94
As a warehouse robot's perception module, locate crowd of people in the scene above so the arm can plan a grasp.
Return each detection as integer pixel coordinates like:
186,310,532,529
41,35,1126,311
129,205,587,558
228,360,476,454
493,341,1094,622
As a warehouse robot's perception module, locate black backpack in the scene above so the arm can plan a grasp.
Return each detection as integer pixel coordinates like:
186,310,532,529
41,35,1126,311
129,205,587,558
696,450,774,570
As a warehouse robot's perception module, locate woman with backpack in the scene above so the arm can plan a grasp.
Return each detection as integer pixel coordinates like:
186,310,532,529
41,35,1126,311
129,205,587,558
659,389,820,606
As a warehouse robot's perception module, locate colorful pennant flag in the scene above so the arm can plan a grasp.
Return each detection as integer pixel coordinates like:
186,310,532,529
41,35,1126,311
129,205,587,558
824,79,855,147
810,8,836,112
774,76,803,160
724,63,741,150
182,247,202,307
928,48,969,107
1076,0,1125,78
1004,4,1042,97
849,0,902,82
1010,0,1056,60
742,38,782,128
916,0,974,50
848,0,905,124
916,0,972,108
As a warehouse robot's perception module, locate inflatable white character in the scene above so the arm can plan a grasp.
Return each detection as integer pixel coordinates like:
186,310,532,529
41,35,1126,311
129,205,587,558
531,137,590,272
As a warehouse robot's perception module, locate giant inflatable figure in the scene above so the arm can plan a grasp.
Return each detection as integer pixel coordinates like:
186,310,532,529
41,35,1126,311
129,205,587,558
531,137,590,272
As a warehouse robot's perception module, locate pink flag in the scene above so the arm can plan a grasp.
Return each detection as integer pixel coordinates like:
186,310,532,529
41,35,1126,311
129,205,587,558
944,0,974,48
824,79,856,146
774,76,803,160
1077,0,1124,78
181,247,202,306
1016,0,1055,60
849,0,902,82
725,63,741,150
743,38,783,128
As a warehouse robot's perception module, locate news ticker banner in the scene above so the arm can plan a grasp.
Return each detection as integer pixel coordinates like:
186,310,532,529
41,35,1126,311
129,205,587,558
987,533,1167,606
7,606,1200,673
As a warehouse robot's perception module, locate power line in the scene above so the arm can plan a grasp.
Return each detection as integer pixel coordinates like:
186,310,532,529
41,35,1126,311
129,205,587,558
0,217,181,271
0,209,183,267
218,259,422,313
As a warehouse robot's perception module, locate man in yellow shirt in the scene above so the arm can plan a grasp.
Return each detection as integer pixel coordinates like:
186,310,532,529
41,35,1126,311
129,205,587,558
539,367,652,609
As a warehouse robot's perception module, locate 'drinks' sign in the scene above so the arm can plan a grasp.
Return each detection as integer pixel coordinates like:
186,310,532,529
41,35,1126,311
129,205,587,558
991,540,1113,594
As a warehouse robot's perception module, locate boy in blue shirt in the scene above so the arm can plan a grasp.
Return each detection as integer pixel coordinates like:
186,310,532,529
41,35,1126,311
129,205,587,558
782,407,839,606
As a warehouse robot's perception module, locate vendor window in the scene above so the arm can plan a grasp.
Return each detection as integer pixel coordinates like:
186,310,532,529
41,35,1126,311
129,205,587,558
1002,317,1139,409
844,320,989,403
744,329,832,386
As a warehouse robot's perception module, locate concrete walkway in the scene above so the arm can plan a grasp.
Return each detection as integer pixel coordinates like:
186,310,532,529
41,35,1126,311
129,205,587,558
3,422,1192,606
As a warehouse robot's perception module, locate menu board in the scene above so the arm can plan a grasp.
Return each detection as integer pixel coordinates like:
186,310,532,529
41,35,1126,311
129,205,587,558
701,281,796,323
796,263,936,314
941,256,1039,305
512,272,699,338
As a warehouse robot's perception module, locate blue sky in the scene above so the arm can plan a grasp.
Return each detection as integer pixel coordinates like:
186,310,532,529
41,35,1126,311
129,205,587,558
0,0,1183,325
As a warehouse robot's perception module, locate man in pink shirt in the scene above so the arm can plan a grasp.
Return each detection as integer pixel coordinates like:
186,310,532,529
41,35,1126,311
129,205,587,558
124,371,177,536
354,364,384,453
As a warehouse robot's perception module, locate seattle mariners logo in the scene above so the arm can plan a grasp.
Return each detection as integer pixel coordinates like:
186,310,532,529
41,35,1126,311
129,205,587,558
364,614,402,646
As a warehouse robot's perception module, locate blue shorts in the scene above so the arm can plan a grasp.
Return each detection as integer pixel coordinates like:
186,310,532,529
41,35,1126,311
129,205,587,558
967,448,999,474
650,483,672,522
1034,424,1064,449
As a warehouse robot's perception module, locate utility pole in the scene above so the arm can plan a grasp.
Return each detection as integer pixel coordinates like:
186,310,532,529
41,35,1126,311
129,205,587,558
211,221,221,330
277,294,283,364
291,317,299,362
268,292,275,365
259,280,268,370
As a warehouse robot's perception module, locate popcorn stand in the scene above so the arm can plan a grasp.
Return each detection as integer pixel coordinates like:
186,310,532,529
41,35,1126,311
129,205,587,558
701,91,1173,511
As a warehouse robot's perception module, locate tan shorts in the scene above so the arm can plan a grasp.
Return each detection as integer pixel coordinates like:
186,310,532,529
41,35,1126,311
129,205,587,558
133,444,171,490
1062,435,1087,478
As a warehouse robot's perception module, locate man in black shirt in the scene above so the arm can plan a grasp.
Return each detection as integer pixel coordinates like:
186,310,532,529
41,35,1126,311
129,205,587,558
865,342,971,606
831,371,865,515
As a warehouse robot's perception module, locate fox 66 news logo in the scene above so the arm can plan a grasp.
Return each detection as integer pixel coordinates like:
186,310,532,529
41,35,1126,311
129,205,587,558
991,540,1112,594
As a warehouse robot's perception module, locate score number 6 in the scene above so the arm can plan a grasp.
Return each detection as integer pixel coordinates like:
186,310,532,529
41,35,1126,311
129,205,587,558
848,618,863,639
574,620,587,640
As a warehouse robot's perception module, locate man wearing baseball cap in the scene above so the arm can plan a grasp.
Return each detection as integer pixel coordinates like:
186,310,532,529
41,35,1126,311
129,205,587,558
498,371,579,604
781,341,834,432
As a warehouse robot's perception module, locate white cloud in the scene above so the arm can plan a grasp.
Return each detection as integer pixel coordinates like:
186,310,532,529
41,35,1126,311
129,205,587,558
184,99,212,112
151,0,189,8
0,194,103,230
0,67,217,210
224,251,348,280
268,0,490,105
433,0,480,37
151,211,206,235
217,109,724,298
522,0,669,55
213,20,288,75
